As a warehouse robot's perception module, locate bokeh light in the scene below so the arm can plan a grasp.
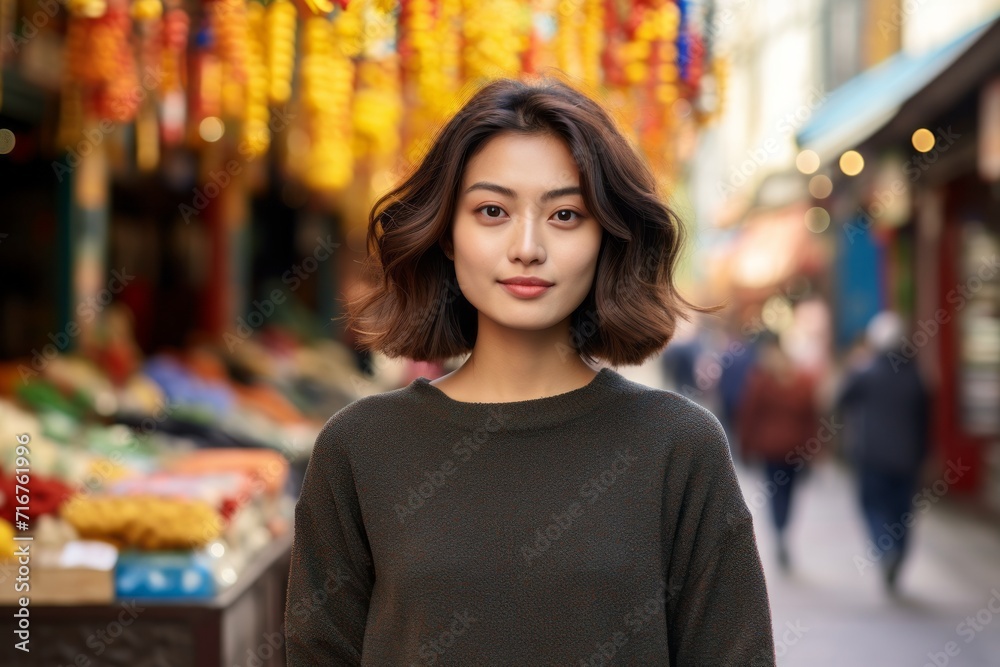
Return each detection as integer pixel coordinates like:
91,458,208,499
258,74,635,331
198,117,225,143
805,206,831,233
912,128,936,152
796,149,821,174
840,150,864,176
809,174,833,198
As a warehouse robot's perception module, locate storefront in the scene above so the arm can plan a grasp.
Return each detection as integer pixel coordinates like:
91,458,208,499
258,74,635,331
796,14,1000,509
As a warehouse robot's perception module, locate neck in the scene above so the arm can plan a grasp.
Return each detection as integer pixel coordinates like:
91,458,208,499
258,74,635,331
448,315,601,401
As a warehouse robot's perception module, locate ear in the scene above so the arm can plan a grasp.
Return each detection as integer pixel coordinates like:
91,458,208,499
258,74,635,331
440,237,454,261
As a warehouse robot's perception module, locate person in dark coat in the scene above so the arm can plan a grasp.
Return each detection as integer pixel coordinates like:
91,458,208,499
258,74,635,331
718,333,759,459
835,311,931,595
737,333,820,571
660,323,704,399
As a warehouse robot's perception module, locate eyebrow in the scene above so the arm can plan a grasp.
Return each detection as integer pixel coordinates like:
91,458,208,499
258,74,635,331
463,181,582,203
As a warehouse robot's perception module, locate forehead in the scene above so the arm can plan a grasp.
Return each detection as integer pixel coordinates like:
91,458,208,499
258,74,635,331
461,132,580,188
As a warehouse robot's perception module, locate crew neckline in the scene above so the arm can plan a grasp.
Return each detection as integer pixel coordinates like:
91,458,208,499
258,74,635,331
410,366,624,432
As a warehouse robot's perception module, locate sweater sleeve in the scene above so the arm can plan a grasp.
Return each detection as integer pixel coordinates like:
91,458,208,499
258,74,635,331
663,405,776,666
285,418,375,665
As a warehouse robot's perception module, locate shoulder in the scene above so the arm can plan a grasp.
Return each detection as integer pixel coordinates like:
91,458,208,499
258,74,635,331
608,372,729,459
614,372,725,429
613,378,739,505
311,383,420,462
634,383,751,528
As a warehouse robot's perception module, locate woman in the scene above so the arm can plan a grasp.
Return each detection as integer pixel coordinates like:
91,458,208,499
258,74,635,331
285,76,775,666
737,334,820,572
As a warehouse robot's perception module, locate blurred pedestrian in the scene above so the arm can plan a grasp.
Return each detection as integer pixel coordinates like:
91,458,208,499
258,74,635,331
835,311,931,595
737,332,820,571
660,316,704,399
718,331,759,459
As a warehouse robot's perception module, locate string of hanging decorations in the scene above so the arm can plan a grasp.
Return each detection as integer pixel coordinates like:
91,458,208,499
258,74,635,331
56,0,726,201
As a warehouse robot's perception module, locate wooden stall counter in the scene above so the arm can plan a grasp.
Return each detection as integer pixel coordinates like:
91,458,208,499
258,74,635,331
1,533,292,667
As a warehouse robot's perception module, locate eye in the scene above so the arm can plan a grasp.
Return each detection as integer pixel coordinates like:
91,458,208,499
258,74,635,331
476,205,507,219
553,209,581,223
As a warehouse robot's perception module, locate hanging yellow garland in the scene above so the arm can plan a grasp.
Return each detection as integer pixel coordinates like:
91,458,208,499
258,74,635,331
352,0,401,160
300,12,356,191
400,0,448,162
242,0,270,157
462,0,530,82
653,0,680,106
580,0,603,88
266,0,297,104
554,0,584,81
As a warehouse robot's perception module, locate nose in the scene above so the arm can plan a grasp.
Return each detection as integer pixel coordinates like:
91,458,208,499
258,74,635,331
507,212,546,266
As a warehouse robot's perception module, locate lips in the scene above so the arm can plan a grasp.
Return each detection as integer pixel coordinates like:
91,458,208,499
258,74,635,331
498,277,554,286
498,277,553,299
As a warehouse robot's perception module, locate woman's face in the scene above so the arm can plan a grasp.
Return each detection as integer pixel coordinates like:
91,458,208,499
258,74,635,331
447,131,603,333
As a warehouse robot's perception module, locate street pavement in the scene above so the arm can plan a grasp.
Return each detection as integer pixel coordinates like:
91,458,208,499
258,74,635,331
739,459,1000,667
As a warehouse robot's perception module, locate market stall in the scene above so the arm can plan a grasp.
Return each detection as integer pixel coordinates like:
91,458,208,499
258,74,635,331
0,327,379,664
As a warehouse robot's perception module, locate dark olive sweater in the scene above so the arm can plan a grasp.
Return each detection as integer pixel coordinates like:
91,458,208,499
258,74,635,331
285,367,776,666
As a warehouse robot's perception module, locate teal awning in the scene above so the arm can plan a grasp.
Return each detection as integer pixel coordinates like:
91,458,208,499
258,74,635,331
795,13,999,159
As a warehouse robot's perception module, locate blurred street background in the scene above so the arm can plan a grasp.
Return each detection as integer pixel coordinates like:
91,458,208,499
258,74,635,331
2,0,1000,665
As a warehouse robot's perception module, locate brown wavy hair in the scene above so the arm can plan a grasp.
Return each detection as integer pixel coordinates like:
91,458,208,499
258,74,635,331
343,74,717,366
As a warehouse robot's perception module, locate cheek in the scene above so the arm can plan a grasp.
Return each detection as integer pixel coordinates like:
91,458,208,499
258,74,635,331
560,230,602,280
451,222,491,284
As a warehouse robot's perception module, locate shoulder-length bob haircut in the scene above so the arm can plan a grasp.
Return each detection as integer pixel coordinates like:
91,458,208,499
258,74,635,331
344,74,717,367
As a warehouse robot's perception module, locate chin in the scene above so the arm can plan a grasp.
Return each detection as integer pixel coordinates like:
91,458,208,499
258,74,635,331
479,306,573,333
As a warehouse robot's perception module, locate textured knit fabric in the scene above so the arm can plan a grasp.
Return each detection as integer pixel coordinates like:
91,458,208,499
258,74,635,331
285,367,776,666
